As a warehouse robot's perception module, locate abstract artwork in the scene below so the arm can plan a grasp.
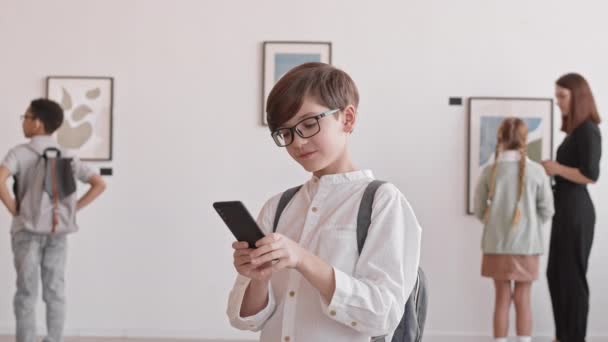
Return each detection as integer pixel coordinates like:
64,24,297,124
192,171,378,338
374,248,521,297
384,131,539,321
46,76,114,161
262,41,332,125
467,97,553,214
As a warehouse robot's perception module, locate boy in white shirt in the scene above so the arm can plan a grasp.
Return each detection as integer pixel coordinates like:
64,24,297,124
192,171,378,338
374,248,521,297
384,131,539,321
226,62,422,342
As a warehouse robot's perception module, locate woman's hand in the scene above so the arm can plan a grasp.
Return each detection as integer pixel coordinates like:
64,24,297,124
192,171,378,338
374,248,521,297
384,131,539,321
542,160,563,176
232,241,273,281
250,233,307,272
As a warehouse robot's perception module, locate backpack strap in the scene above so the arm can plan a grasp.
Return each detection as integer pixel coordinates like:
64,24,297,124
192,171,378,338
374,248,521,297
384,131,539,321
24,144,41,156
42,147,62,159
273,185,302,232
356,180,387,254
24,145,63,159
359,180,388,342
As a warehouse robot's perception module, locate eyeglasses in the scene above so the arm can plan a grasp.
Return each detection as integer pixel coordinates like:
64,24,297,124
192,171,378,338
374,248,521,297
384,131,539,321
20,114,36,121
271,109,340,147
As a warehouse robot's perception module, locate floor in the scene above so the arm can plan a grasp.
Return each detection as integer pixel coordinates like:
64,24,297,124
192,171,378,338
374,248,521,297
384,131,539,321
0,336,564,342
0,336,606,342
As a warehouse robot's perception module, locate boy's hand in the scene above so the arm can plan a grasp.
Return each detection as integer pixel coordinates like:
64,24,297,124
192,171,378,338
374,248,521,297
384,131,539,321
250,233,306,272
8,199,17,217
232,241,273,281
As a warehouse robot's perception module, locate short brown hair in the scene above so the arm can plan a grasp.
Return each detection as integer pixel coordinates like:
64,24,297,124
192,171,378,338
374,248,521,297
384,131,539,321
556,73,601,133
266,62,359,131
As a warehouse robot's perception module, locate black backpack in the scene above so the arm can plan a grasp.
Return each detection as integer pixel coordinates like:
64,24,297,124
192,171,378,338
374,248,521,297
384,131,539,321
273,180,428,342
12,146,77,234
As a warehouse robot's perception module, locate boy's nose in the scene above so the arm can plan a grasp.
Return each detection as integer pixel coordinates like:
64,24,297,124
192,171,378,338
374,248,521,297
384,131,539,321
292,134,309,146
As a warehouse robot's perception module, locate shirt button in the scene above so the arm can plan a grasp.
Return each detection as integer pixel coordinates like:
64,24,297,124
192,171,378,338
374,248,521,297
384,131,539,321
311,207,318,213
330,309,336,316
284,337,291,342
289,291,295,297
351,321,357,327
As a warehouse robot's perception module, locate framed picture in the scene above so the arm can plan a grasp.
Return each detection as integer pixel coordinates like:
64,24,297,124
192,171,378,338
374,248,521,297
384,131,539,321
262,41,332,125
467,97,554,214
46,76,114,161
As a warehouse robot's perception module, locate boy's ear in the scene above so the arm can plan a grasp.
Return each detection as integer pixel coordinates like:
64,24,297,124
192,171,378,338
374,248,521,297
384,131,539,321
342,105,356,133
34,119,42,132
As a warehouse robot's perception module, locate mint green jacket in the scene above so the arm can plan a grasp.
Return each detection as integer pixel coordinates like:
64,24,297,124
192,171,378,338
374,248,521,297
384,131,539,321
474,156,554,255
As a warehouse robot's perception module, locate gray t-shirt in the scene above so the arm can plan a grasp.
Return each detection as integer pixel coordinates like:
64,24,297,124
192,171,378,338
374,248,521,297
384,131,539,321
2,135,97,232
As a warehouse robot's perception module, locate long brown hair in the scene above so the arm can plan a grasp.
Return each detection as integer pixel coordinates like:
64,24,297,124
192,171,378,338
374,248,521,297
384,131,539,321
556,73,601,134
484,117,528,228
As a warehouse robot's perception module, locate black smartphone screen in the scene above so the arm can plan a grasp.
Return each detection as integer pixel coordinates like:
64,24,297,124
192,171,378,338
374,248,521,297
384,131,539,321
213,201,265,248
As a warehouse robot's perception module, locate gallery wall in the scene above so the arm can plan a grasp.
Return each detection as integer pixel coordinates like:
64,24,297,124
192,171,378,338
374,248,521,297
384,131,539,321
0,0,607,340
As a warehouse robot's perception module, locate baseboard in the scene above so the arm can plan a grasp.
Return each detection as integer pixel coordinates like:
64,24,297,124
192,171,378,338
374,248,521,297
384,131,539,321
1,326,607,342
425,330,608,341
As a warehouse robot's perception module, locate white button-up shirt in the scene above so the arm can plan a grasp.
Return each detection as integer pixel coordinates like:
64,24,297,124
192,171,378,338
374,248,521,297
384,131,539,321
227,170,422,342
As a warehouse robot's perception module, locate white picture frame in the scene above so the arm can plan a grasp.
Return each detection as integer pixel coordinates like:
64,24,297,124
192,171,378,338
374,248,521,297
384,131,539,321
467,97,554,214
262,41,332,125
46,76,114,161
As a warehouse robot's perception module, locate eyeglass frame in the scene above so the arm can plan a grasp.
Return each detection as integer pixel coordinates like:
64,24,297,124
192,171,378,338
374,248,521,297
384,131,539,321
20,114,36,121
270,108,341,147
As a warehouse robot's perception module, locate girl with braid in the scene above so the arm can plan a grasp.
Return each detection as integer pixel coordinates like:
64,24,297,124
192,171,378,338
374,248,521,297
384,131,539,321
474,117,555,342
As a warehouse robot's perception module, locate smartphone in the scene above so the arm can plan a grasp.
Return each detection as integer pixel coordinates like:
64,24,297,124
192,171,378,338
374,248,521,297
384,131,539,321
213,201,265,248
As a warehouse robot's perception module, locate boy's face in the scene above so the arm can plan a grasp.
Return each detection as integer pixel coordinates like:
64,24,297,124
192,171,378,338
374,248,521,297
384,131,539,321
21,108,42,138
283,97,355,176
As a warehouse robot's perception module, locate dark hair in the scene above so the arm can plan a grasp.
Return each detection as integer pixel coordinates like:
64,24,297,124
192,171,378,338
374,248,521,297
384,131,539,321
556,73,601,133
29,98,64,134
266,62,359,131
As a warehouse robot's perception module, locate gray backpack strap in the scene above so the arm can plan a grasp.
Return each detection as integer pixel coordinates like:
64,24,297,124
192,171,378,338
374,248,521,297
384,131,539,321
357,180,387,254
273,185,302,232
24,144,42,156
360,181,427,342
358,180,388,342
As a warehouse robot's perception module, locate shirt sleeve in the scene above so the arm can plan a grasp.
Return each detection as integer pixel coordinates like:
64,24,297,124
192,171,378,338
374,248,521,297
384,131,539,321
536,172,555,224
225,196,279,331
226,275,276,331
1,148,20,175
473,166,490,221
320,184,422,336
576,122,601,182
71,157,97,183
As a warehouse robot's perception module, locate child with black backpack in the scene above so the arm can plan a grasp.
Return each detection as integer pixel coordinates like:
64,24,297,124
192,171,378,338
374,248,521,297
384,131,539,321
0,98,106,342
226,63,423,342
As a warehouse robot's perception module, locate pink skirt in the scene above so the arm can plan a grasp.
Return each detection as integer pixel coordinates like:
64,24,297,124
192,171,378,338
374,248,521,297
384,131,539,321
481,254,540,281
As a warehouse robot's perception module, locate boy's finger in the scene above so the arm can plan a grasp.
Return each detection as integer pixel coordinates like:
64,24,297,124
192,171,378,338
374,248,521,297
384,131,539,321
234,255,251,266
271,259,289,272
232,241,250,249
234,248,252,258
255,233,280,248
252,249,284,266
249,243,275,259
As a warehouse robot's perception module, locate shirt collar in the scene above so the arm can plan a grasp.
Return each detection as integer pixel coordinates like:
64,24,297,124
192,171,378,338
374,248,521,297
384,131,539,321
498,150,522,162
311,170,374,185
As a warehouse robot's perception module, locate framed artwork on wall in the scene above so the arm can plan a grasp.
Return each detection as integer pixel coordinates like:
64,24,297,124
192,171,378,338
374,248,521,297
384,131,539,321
262,41,332,125
46,76,114,161
467,97,554,214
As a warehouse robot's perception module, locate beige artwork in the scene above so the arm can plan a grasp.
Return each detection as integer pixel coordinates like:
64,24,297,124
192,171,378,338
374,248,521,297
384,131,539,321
47,77,113,160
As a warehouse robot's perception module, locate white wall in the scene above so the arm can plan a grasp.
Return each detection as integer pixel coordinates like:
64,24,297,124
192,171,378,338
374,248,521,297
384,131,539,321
1,0,607,340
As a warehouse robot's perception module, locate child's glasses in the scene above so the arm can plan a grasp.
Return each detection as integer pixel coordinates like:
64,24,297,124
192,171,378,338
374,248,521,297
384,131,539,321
20,114,36,121
271,109,340,147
